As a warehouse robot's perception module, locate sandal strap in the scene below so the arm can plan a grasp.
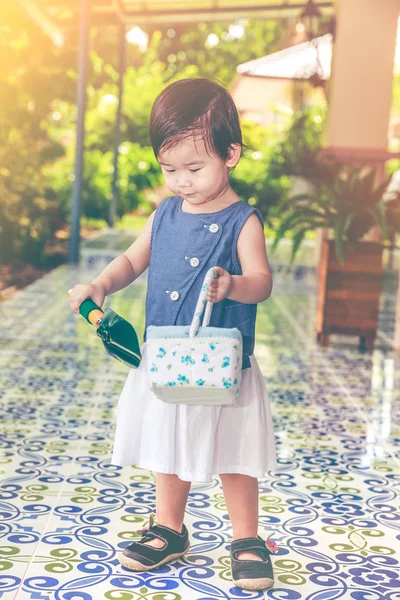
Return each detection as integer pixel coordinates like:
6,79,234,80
136,514,188,545
123,519,189,567
139,527,167,544
230,535,273,560
137,513,156,537
136,514,166,544
140,524,183,544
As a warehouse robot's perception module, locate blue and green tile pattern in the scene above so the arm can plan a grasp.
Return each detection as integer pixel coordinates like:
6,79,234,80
1,246,399,599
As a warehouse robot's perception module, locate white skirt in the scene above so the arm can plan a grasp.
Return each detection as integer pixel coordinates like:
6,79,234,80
111,344,277,482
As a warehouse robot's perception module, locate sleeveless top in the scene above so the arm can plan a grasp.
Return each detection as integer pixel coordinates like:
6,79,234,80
144,195,264,369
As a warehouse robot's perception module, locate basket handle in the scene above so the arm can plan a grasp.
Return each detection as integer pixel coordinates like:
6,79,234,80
189,267,219,338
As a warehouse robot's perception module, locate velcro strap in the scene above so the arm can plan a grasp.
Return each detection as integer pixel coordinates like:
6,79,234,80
140,526,168,544
230,536,270,560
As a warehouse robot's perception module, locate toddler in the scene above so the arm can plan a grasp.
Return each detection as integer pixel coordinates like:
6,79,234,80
68,77,278,591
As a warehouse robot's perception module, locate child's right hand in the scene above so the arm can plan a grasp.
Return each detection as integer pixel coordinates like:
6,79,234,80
67,283,105,315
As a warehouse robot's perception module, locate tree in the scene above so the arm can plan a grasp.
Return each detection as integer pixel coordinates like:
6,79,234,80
1,6,287,265
0,3,77,264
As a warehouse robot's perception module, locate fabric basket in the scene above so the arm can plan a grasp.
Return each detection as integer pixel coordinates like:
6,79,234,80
146,267,243,405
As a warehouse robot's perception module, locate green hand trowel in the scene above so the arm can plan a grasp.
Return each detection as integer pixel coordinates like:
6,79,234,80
79,298,142,368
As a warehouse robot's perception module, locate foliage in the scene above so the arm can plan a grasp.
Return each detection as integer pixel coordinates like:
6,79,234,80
1,5,285,266
392,72,400,122
47,59,198,222
267,105,327,181
231,105,326,229
226,118,289,223
270,106,400,264
272,160,400,264
48,141,162,222
0,139,67,266
0,4,77,265
231,150,290,224
144,20,284,86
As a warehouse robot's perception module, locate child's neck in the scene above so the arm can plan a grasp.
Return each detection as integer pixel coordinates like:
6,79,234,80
181,186,240,214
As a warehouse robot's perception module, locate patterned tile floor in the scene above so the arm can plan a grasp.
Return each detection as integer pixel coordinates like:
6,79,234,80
1,238,400,600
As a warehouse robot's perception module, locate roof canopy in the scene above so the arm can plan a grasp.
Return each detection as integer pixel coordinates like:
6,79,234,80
237,33,332,81
19,0,334,26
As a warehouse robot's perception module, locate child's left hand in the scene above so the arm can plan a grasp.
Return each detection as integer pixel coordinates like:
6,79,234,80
207,267,233,303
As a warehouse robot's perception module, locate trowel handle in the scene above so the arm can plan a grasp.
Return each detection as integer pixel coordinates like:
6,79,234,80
79,298,104,327
68,289,104,326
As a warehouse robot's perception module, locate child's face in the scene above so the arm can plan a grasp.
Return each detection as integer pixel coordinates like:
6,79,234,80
157,137,239,209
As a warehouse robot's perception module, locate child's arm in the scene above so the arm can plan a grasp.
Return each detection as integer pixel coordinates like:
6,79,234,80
207,213,272,304
68,211,155,313
92,211,155,295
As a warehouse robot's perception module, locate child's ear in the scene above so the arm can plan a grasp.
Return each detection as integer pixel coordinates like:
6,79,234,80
225,144,241,168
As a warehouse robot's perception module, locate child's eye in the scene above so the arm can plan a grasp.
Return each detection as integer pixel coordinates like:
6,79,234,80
162,167,201,173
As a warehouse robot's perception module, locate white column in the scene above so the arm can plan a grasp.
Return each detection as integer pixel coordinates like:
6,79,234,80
322,0,400,351
326,0,399,151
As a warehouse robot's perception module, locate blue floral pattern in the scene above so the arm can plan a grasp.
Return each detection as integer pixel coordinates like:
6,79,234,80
147,337,242,403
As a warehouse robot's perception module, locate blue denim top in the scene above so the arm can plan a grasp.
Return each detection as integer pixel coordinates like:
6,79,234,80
144,196,264,369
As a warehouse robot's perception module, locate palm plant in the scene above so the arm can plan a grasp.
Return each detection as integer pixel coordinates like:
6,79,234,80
271,159,400,264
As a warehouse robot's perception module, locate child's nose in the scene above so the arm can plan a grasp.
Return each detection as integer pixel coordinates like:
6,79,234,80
177,174,191,188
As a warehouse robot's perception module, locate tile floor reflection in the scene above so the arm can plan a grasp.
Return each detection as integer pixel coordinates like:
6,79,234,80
0,246,399,600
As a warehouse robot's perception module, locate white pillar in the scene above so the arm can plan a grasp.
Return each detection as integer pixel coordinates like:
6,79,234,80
321,0,400,351
326,0,399,152
395,276,400,352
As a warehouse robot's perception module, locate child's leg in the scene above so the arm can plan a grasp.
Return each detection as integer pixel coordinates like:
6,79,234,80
220,473,263,561
142,473,191,549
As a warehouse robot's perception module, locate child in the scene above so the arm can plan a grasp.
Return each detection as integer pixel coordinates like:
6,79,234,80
68,77,278,592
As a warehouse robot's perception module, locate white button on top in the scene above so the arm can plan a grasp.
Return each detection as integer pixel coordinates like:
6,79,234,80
170,291,180,301
190,257,200,268
209,223,219,233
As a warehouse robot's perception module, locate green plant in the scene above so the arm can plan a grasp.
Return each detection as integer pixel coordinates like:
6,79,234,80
267,106,327,180
272,159,400,264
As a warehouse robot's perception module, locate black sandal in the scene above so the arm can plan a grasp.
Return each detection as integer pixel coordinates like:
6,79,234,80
119,514,190,571
230,534,278,591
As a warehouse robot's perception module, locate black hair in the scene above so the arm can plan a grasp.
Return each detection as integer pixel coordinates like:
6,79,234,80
149,78,243,161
